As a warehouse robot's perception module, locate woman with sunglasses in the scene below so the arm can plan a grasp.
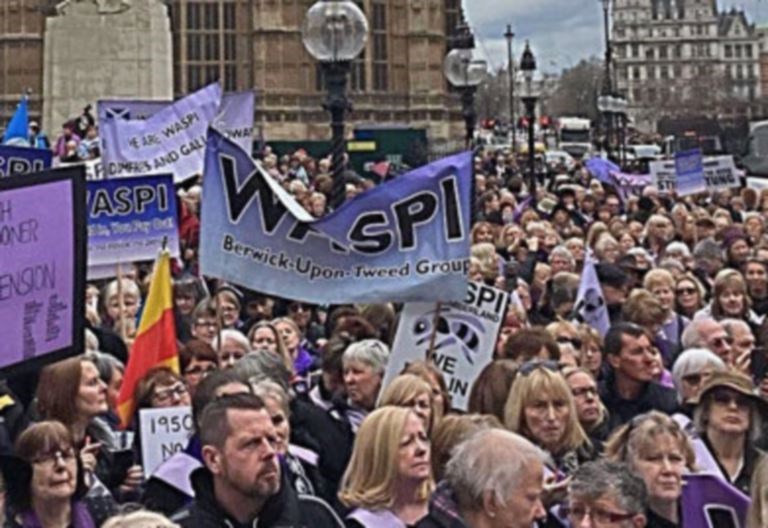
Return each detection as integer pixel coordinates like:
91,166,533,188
674,274,705,320
504,361,594,480
689,371,768,497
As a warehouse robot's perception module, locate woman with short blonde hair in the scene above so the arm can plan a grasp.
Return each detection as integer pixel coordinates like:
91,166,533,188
379,374,437,434
504,362,592,475
604,411,695,527
339,406,433,527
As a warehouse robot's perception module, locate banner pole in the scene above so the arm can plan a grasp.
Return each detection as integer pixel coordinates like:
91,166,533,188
426,302,442,362
116,261,127,342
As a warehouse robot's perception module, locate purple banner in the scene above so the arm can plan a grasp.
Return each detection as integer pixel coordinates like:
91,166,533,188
681,473,749,528
0,168,86,370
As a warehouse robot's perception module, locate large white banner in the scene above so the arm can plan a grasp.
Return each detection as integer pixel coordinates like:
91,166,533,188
651,155,740,195
100,83,222,183
381,282,508,410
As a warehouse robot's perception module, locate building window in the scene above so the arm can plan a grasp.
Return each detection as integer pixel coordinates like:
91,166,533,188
659,45,667,59
372,1,388,91
724,44,732,58
632,66,641,80
674,44,682,58
646,47,654,60
735,45,742,58
181,1,239,93
660,65,668,79
631,43,639,58
746,44,753,58
673,65,682,78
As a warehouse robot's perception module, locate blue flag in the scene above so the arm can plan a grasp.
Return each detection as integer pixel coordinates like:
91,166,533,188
2,96,29,146
200,129,472,304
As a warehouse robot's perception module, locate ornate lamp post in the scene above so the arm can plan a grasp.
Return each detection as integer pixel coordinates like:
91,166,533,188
600,0,614,161
443,23,486,149
504,24,516,151
519,42,539,204
302,0,368,208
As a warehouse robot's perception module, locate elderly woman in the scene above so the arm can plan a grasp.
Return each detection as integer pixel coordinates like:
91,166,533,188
594,233,620,264
338,339,390,432
562,367,609,447
36,357,142,497
251,380,321,497
100,278,142,347
379,374,437,434
504,361,594,478
134,367,191,411
3,421,116,527
622,289,676,370
675,273,706,319
670,348,727,411
429,415,501,482
690,371,768,496
210,329,251,369
644,268,690,360
400,360,451,421
605,411,696,527
340,407,433,527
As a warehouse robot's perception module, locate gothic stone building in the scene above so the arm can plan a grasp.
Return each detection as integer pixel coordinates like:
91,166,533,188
0,0,465,145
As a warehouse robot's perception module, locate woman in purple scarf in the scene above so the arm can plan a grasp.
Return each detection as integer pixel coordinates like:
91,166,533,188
2,421,115,528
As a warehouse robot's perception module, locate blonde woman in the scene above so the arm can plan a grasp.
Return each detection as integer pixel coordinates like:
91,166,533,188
504,361,594,478
604,411,696,527
379,374,437,434
339,406,433,527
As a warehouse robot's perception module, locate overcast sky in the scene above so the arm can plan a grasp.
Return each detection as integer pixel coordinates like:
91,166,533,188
464,0,768,74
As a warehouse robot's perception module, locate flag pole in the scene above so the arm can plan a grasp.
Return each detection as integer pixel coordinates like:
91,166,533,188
116,261,127,342
426,302,442,362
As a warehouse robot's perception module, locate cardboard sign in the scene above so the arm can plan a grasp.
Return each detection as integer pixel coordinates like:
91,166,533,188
139,405,194,475
86,174,180,275
0,167,86,372
382,282,508,410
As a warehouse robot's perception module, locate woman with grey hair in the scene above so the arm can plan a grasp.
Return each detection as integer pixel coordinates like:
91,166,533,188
670,348,726,406
211,328,251,369
690,370,768,497
340,339,390,431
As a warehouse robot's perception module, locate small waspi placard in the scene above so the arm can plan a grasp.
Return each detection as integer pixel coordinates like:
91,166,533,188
86,174,180,272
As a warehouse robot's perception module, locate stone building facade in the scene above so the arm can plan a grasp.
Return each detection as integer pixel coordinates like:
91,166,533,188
1,0,466,146
611,0,762,131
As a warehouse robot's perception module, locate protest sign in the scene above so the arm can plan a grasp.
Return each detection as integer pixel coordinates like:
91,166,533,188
649,159,676,193
100,91,254,156
650,153,707,197
702,156,740,191
86,174,180,274
97,99,170,122
200,130,472,304
58,159,105,181
0,167,86,372
139,406,193,475
381,282,508,410
100,83,222,182
681,474,749,528
0,145,53,178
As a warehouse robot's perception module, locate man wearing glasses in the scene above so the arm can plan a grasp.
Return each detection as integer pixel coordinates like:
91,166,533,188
564,459,647,528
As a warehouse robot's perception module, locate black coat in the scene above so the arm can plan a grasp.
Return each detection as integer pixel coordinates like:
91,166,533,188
599,372,679,433
171,467,343,528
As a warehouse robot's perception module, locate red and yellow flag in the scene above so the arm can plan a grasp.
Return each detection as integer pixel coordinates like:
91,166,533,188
116,250,179,428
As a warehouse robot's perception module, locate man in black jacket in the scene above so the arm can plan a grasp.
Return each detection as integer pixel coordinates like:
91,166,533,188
171,393,342,528
599,323,678,432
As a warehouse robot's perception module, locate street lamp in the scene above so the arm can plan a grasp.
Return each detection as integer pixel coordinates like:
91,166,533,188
519,41,539,204
504,25,516,151
613,93,628,165
599,0,613,162
302,0,368,209
444,23,486,149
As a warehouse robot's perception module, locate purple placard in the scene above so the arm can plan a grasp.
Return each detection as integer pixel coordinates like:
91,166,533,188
0,179,75,366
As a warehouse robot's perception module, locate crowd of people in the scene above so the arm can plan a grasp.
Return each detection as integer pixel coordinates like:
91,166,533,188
5,130,768,528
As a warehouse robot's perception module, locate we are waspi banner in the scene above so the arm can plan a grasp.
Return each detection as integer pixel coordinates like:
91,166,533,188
200,130,473,304
98,91,254,155
100,83,223,182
